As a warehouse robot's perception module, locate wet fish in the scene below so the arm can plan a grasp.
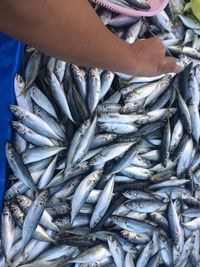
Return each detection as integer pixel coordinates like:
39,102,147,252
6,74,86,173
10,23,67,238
25,50,42,89
107,234,124,267
90,176,114,228
1,205,15,263
71,170,102,222
6,142,37,192
22,190,49,250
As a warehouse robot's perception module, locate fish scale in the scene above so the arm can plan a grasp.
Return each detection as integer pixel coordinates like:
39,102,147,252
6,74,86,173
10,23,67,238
2,1,200,266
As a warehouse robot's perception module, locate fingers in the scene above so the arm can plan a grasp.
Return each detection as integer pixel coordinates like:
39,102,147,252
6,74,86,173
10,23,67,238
157,57,182,75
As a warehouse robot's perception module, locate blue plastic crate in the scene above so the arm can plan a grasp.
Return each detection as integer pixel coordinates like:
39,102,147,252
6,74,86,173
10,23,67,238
0,33,24,211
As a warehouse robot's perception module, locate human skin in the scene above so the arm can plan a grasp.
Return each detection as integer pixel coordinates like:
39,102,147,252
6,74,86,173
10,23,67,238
0,0,182,76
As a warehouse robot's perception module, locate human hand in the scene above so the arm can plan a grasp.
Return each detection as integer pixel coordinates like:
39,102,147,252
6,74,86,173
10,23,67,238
130,38,182,77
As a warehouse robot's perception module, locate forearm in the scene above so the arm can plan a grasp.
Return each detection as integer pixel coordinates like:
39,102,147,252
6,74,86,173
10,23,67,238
0,0,136,74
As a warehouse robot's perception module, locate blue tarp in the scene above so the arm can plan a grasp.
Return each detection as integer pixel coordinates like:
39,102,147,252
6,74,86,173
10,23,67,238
0,33,23,211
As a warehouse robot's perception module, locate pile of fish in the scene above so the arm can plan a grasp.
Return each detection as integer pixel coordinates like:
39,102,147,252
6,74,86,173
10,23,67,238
2,0,200,266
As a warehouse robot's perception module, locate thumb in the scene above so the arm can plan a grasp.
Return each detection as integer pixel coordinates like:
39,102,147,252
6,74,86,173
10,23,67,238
158,57,182,74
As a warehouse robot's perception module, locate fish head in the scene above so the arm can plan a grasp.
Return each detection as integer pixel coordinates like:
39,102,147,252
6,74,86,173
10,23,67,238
90,170,103,182
107,234,114,243
150,212,161,220
16,195,32,210
10,203,24,220
80,119,91,133
12,121,27,135
4,189,15,200
15,74,24,86
107,71,114,79
137,116,150,125
89,156,98,165
32,102,41,115
30,84,38,96
121,103,137,114
121,230,133,239
37,189,49,205
89,68,99,78
9,105,19,115
71,176,82,186
71,64,82,77
15,74,25,94
5,142,15,159
111,215,123,224
77,162,89,172
9,105,25,119
2,205,11,216
162,74,172,85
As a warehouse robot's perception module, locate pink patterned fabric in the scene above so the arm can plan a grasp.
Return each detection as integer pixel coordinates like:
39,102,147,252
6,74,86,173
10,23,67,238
91,0,169,17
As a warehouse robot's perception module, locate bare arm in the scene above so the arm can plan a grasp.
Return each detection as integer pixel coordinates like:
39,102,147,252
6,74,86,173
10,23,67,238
0,0,181,76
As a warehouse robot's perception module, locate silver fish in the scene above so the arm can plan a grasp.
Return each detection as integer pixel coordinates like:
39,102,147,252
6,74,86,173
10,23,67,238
12,121,54,147
29,84,58,120
71,170,102,222
49,72,74,122
89,142,134,166
10,105,62,141
107,234,124,267
124,199,166,213
22,190,49,250
25,50,42,89
90,176,114,228
69,245,111,263
6,142,37,192
1,205,15,263
168,197,184,252
87,68,101,114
